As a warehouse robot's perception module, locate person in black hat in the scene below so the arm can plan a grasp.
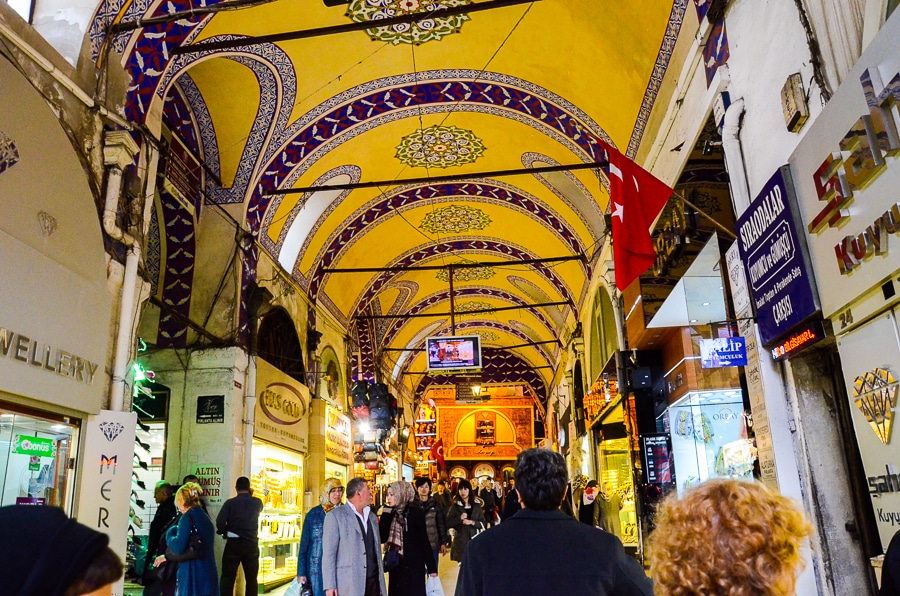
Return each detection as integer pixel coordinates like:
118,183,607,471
0,504,123,596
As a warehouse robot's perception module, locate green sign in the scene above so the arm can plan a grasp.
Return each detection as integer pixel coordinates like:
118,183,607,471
13,435,54,457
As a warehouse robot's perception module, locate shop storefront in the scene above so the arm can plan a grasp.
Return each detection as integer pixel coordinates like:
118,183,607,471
592,400,638,551
324,404,352,485
1,52,130,592
666,390,754,493
788,13,900,555
252,358,310,591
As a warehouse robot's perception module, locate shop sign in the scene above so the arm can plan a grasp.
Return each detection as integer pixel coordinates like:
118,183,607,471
736,167,819,346
75,409,136,596
770,320,827,361
190,464,225,505
790,13,900,319
836,310,900,549
15,497,45,505
641,434,673,485
12,434,54,457
254,358,309,453
699,337,748,368
196,395,224,424
325,405,353,464
0,326,100,385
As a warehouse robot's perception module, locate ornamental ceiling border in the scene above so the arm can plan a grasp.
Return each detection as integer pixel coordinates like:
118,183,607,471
164,74,219,184
507,274,566,327
346,239,575,322
412,348,548,403
380,286,557,350
296,178,590,296
520,152,604,235
396,321,551,382
626,0,688,158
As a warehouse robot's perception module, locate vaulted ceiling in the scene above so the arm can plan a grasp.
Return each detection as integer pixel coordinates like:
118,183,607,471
93,0,689,401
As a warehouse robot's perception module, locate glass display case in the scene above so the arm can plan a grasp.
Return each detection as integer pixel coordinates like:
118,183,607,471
251,440,304,591
597,437,638,548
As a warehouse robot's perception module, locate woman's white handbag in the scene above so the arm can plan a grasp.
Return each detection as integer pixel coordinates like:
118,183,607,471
426,575,445,596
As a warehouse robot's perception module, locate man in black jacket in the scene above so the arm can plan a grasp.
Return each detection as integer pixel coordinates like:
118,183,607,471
456,449,653,596
216,476,264,596
143,481,177,590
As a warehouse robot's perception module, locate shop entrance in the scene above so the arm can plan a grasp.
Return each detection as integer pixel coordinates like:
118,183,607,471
0,401,79,512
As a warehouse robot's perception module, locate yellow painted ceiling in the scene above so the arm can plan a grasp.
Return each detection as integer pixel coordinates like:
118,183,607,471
151,0,684,393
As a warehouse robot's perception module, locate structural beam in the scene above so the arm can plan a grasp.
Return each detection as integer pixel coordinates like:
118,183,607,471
172,0,538,55
355,300,569,320
264,159,609,196
322,254,583,274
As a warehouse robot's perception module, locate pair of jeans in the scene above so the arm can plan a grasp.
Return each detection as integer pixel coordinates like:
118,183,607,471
432,549,440,571
220,538,260,596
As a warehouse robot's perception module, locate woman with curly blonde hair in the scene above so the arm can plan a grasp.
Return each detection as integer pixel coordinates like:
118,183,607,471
648,479,813,596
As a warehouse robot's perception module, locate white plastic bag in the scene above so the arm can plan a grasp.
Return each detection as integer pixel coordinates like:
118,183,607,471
283,579,302,596
426,575,445,596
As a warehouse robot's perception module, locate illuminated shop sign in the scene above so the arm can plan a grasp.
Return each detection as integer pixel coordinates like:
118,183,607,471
325,405,353,464
770,321,826,361
790,15,900,322
736,167,819,346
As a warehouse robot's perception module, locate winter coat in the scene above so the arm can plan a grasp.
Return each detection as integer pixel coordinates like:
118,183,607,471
321,503,388,596
297,504,329,596
455,508,653,596
446,498,486,562
165,507,218,596
419,496,450,551
379,505,437,596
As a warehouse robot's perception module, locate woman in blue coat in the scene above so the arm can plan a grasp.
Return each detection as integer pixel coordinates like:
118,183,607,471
165,482,218,596
296,478,343,596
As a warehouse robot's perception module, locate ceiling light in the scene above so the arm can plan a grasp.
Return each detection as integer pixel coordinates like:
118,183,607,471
702,302,710,306
690,319,698,323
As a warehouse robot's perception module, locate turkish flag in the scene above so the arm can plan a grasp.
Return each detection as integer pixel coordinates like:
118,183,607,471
598,139,673,291
431,437,445,470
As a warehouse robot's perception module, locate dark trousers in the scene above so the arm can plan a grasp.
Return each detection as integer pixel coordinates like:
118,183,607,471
365,575,381,596
220,538,260,596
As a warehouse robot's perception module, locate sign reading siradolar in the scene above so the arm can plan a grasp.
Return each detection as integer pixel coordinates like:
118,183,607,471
736,166,819,346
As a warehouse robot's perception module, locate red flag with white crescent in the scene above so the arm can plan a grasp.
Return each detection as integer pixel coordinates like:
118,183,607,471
597,138,673,291
431,437,445,470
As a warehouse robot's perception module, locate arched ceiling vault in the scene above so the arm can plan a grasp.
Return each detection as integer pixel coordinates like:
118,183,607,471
100,0,688,403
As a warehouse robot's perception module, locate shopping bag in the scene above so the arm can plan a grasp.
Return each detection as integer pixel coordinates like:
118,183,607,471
426,575,445,596
283,579,302,596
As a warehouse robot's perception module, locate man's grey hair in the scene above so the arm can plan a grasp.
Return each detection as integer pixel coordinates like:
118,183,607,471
346,477,368,499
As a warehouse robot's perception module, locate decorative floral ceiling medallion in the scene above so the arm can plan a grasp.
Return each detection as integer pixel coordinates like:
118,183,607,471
0,130,20,174
853,367,898,444
420,204,491,234
472,329,499,342
436,266,495,283
456,300,492,315
396,125,485,169
347,0,472,46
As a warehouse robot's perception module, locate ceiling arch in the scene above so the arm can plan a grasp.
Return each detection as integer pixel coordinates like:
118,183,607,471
103,0,687,400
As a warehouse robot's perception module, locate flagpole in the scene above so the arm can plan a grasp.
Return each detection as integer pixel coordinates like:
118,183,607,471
672,191,738,241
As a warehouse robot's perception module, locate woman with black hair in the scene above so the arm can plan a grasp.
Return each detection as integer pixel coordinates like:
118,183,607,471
446,479,486,564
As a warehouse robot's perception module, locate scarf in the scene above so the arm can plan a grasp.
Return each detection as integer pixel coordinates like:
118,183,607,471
321,478,344,513
386,481,415,555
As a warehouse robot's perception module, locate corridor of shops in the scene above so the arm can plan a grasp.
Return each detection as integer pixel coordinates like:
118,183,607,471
4,0,900,595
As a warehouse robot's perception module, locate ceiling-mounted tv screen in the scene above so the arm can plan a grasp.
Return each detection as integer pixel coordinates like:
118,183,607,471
425,335,482,372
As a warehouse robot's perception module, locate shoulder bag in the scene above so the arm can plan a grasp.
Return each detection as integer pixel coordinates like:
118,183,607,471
166,515,203,562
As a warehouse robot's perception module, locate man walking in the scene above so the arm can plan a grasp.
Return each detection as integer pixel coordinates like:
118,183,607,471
456,448,653,596
322,477,387,596
216,476,264,596
143,481,177,591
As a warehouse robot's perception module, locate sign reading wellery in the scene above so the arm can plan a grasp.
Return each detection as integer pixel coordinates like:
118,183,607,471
736,166,819,346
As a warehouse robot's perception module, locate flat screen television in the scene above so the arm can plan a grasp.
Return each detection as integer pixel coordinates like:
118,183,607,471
425,335,482,372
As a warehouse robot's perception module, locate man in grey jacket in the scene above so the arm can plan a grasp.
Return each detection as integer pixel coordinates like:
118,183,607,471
322,477,387,596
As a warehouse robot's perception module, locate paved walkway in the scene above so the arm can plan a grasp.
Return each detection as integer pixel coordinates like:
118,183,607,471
266,553,460,595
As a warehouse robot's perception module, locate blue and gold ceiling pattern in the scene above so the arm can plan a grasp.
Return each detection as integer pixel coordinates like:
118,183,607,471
90,0,690,400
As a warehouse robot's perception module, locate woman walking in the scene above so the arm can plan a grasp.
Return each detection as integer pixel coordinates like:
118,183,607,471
446,479,486,564
296,478,343,596
379,481,438,596
163,482,218,596
414,477,451,570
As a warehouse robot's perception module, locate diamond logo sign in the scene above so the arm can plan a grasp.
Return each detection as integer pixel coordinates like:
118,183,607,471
853,368,898,445
99,421,125,443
